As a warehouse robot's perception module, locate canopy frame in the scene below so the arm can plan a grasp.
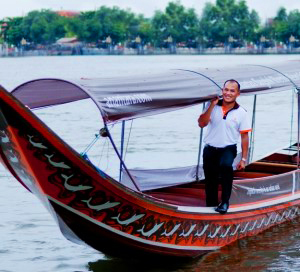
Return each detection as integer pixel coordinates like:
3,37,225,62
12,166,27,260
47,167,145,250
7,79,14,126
10,62,300,189
11,62,300,126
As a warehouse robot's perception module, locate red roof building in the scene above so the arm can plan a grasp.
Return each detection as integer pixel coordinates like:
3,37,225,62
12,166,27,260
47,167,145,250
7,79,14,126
56,10,80,18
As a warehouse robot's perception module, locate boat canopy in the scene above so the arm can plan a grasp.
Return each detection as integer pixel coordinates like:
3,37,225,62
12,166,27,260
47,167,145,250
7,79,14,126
11,61,300,124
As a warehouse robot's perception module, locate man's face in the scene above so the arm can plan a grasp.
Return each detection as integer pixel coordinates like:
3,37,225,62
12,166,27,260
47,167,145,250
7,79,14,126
222,81,240,103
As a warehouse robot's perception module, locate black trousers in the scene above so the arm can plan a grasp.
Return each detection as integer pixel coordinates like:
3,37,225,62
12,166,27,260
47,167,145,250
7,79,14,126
203,144,237,206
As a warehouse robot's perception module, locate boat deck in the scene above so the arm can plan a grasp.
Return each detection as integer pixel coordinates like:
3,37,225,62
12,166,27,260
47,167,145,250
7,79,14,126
145,144,299,207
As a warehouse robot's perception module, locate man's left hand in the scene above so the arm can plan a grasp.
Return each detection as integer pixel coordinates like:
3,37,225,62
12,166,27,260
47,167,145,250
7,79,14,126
236,160,246,170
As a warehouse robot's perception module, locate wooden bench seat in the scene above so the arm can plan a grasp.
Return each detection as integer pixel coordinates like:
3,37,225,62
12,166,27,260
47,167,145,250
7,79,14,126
234,171,273,179
261,152,295,164
246,161,297,174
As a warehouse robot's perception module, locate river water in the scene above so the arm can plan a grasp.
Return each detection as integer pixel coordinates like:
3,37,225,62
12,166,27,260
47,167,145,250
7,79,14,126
0,54,300,272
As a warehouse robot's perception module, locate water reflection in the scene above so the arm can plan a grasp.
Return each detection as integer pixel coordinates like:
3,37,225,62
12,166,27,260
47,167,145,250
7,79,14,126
88,217,300,272
88,257,197,272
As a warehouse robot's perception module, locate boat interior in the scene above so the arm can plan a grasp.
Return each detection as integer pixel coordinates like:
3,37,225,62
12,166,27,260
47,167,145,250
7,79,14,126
144,144,299,207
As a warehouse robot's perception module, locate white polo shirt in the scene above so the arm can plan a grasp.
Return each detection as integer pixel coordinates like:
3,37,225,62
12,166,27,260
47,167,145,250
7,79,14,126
203,100,251,148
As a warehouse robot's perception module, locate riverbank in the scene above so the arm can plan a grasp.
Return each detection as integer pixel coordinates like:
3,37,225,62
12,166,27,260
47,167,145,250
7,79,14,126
1,46,300,57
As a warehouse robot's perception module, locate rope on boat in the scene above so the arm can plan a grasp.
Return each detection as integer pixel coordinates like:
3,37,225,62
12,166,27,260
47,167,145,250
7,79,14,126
119,121,126,182
83,122,138,190
97,137,109,171
80,133,100,156
123,120,133,161
104,123,140,191
81,126,112,172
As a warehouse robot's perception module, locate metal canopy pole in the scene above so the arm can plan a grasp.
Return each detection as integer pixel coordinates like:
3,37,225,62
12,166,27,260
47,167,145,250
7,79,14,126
297,89,300,169
290,90,295,148
119,121,125,182
249,95,257,162
104,124,140,191
196,103,206,181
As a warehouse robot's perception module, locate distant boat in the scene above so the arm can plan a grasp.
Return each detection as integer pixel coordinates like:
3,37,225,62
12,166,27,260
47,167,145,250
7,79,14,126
1,62,300,258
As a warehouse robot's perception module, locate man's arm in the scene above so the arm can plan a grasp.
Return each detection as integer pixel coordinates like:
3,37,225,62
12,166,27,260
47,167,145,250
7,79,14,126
236,133,249,170
198,97,218,128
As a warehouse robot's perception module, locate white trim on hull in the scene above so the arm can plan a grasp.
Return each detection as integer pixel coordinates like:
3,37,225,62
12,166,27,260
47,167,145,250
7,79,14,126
47,195,220,251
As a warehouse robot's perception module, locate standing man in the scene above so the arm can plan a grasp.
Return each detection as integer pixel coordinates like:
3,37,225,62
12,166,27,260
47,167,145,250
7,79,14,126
198,79,251,214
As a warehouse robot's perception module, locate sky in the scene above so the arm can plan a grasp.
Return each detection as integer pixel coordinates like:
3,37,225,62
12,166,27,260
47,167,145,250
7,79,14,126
0,0,299,21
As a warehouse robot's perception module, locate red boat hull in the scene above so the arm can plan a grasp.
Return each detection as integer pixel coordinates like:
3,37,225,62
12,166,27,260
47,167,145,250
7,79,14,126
0,86,300,258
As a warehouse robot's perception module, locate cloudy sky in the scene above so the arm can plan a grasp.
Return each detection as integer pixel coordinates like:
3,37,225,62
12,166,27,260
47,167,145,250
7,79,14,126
1,0,299,21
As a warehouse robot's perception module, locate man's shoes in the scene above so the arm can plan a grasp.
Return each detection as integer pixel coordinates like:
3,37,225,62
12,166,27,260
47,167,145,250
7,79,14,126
215,202,229,214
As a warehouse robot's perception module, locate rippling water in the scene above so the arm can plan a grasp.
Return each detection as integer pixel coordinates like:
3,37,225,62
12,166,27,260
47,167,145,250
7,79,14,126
0,54,300,272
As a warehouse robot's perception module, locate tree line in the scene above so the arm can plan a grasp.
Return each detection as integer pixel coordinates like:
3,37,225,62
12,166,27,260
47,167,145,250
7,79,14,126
1,0,300,48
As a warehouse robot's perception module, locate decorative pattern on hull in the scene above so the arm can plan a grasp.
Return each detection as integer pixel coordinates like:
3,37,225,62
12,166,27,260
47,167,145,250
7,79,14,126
0,98,300,257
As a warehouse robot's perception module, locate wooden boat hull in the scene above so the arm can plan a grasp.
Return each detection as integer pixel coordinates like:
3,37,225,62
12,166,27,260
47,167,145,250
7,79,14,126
1,86,300,259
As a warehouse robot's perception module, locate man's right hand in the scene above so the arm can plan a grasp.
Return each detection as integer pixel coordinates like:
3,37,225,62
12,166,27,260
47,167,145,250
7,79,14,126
198,96,219,128
211,96,219,106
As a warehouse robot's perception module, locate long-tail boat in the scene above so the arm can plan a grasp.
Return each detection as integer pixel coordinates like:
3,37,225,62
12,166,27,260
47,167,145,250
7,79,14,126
1,62,300,258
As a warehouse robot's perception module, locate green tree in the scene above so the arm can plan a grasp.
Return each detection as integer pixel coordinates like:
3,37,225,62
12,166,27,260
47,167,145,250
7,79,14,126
152,1,199,46
288,10,300,38
69,7,144,44
260,8,300,44
137,17,154,44
21,10,66,44
98,7,140,43
4,17,24,46
272,7,289,42
200,0,259,44
76,11,102,43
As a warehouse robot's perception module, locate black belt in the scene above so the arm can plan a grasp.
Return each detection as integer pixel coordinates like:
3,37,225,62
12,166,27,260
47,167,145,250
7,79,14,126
205,144,237,150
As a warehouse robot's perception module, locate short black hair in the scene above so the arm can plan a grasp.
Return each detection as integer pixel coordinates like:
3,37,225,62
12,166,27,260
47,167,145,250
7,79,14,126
223,79,240,91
